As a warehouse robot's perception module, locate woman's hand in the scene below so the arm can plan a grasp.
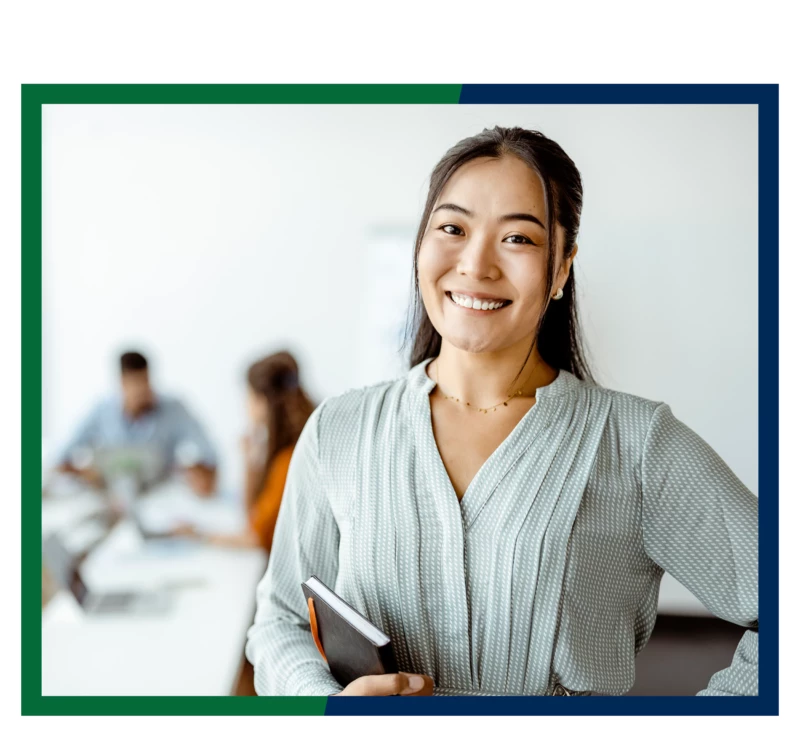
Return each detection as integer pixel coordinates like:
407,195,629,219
242,426,268,468
184,464,216,497
335,672,434,696
170,522,201,538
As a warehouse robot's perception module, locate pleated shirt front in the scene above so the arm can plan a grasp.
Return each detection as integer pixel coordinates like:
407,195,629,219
246,358,758,696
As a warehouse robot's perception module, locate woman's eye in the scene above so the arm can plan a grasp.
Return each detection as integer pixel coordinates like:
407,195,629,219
439,224,463,236
504,234,535,245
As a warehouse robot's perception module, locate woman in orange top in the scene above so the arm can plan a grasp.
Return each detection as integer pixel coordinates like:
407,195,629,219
206,351,316,553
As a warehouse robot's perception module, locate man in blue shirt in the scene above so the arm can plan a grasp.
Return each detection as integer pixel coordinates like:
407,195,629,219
56,351,218,495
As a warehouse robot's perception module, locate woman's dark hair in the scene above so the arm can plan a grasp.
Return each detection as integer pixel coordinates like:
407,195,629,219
405,125,594,385
247,351,315,492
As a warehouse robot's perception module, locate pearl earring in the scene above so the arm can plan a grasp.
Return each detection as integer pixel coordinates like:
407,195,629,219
552,287,564,301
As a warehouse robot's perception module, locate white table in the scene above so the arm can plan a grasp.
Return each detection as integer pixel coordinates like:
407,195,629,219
41,486,267,696
41,479,710,697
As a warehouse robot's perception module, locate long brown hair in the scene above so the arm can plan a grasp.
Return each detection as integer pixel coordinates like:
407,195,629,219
404,125,594,385
247,351,315,496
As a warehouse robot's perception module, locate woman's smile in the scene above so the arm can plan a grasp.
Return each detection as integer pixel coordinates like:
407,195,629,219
445,290,512,313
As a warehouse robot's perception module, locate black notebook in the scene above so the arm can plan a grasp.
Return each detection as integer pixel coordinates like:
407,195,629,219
301,575,398,688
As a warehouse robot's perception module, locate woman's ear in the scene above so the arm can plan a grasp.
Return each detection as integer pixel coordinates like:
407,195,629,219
558,244,578,291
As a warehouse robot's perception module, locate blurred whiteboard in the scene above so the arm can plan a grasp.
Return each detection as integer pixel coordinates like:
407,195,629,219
356,226,416,388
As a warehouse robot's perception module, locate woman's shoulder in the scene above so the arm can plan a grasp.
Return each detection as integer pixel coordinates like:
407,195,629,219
317,377,406,430
560,370,660,405
272,444,296,467
559,371,666,432
306,376,408,467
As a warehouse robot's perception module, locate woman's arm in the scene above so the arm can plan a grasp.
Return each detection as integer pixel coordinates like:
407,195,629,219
244,403,343,696
203,528,261,548
640,402,758,696
242,433,265,511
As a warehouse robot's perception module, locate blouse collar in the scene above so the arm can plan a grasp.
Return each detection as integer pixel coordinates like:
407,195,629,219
407,356,582,400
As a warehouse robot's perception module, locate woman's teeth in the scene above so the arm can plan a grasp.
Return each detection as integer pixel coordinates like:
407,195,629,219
448,292,508,311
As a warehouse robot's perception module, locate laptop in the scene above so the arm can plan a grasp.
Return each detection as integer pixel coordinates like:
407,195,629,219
42,533,172,615
93,444,169,490
131,505,181,541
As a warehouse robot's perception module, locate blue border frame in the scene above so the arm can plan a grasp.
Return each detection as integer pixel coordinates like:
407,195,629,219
326,83,779,716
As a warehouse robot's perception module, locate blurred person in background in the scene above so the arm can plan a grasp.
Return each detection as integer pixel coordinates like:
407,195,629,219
55,351,219,496
191,351,315,553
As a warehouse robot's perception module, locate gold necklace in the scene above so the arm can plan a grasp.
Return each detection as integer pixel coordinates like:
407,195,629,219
434,360,530,414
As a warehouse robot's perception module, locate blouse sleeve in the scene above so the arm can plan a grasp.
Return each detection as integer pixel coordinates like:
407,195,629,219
244,402,342,695
640,402,758,696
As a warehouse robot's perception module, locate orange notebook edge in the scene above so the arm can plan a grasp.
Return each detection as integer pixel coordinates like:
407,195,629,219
307,596,328,663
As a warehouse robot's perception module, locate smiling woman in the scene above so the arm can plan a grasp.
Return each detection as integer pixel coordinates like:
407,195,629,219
245,126,758,698
410,128,589,391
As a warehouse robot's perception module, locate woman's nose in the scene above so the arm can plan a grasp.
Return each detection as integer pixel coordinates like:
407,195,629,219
457,235,500,281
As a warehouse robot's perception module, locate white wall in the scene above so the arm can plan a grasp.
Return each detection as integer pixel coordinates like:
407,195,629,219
42,104,758,610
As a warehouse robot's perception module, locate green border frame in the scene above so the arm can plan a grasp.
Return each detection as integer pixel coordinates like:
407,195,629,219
22,84,462,716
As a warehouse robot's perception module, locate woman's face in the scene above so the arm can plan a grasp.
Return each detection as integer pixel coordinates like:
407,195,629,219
418,155,575,356
247,387,269,426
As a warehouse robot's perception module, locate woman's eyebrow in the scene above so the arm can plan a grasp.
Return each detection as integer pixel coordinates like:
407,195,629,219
500,212,546,230
432,203,545,230
433,203,472,216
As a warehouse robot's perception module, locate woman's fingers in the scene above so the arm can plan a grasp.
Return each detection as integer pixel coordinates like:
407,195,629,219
398,673,426,695
341,672,433,696
404,674,434,696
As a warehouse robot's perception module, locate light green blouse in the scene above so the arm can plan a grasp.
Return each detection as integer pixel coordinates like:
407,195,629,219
246,358,758,696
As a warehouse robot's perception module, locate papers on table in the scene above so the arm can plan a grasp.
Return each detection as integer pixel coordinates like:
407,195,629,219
134,480,245,536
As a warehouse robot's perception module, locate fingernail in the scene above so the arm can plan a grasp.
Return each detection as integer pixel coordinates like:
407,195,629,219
407,675,424,691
